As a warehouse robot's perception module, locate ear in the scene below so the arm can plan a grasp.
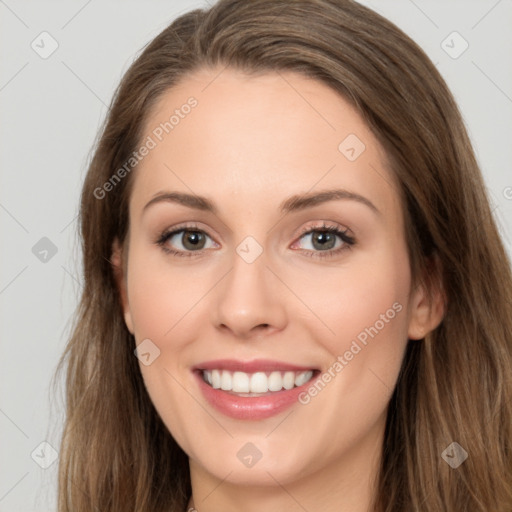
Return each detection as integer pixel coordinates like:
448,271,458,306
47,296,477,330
407,255,446,340
111,238,134,335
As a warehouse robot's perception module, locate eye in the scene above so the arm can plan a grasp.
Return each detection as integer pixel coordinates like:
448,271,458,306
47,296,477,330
155,221,356,259
155,223,218,257
291,222,356,259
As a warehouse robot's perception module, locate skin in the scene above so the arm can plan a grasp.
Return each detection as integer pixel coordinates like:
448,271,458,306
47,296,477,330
111,67,444,512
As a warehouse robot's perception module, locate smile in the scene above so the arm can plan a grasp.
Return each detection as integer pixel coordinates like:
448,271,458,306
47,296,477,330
192,359,321,420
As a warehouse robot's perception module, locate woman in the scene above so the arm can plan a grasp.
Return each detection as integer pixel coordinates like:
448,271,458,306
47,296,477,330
54,0,512,510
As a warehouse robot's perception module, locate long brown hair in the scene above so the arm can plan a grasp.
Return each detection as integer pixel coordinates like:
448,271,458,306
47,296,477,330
53,0,512,510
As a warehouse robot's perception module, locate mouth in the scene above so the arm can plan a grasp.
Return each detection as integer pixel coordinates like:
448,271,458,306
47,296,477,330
191,358,322,419
197,368,320,397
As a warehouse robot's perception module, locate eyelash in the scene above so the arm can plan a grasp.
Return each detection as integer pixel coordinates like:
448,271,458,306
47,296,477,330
155,222,356,260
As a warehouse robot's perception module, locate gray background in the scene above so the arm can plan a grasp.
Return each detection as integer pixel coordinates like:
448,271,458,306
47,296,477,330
1,0,511,510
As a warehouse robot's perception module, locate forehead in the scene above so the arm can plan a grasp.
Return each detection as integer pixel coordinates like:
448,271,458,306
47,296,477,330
130,67,398,221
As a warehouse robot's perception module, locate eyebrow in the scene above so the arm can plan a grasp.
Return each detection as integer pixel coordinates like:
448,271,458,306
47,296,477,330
142,188,380,216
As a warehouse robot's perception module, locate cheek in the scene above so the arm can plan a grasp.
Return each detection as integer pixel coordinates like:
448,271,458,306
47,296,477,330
303,247,411,384
291,252,410,456
126,246,202,342
125,249,201,439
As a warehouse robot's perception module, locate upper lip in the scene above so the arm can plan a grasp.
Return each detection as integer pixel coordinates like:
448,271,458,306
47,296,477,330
193,359,319,373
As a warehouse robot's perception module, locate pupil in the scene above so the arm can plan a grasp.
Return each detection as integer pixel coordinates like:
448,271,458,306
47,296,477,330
313,231,335,250
183,231,204,250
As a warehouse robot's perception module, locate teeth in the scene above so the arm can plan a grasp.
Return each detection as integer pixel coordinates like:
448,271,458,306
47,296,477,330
268,371,283,392
202,369,314,393
220,370,232,391
283,372,295,390
294,370,312,387
233,371,250,392
250,372,267,393
212,369,221,389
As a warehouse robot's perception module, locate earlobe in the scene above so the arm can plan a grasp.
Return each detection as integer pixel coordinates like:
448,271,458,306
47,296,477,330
407,262,446,341
111,238,134,335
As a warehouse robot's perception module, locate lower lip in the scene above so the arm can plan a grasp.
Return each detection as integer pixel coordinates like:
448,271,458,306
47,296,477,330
193,370,318,420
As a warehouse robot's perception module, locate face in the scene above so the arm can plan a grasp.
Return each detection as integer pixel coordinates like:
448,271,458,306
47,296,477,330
112,67,441,500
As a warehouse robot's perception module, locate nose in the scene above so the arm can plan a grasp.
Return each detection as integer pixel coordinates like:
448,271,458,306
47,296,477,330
211,246,287,340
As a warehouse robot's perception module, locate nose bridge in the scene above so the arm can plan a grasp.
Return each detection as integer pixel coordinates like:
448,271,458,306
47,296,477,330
212,236,287,337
